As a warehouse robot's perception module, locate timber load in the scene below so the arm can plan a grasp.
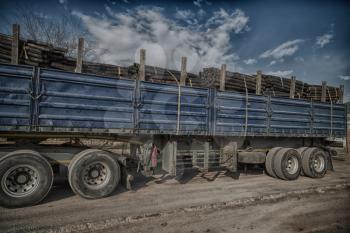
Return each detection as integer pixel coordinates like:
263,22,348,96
200,67,342,103
0,33,343,103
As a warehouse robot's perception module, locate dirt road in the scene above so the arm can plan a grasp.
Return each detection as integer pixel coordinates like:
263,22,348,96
1,160,349,233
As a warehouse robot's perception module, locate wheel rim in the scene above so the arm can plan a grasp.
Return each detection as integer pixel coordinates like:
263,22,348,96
313,154,325,173
285,156,298,174
82,162,111,187
1,164,40,198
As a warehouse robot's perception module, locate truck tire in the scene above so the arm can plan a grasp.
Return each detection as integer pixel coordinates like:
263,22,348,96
68,149,120,199
301,147,327,178
296,147,309,176
273,148,301,180
265,147,283,178
0,150,53,208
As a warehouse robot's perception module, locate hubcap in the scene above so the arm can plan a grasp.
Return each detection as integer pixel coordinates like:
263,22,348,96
1,165,40,198
313,154,325,173
83,162,110,187
285,156,298,174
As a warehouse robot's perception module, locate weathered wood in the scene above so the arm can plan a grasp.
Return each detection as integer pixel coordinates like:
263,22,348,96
220,64,226,91
339,84,344,104
289,76,296,99
11,24,20,64
321,81,327,102
75,38,84,73
180,56,187,86
139,49,146,81
256,70,262,95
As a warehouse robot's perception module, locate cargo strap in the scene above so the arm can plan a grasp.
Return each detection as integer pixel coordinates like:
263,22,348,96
167,70,181,135
243,77,248,137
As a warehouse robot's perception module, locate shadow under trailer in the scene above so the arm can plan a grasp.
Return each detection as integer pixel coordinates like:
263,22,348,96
0,63,346,208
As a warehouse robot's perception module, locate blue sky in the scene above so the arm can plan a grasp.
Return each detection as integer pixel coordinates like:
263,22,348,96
1,0,349,99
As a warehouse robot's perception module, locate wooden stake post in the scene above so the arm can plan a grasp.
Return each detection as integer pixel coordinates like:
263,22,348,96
11,24,20,65
289,76,296,99
321,81,327,102
139,49,146,81
255,70,262,95
339,84,344,104
75,38,84,73
220,64,226,91
180,57,187,86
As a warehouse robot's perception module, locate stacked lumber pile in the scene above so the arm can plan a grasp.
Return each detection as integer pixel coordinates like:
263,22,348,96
0,33,128,78
128,63,202,86
50,57,129,77
305,85,341,103
200,67,342,103
0,32,342,103
261,74,305,98
0,34,66,66
200,68,256,92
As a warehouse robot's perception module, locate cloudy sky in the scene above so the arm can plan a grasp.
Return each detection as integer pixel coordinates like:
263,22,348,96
1,0,349,99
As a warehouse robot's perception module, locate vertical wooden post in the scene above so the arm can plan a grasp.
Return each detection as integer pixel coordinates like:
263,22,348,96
339,84,344,104
75,37,84,73
321,81,327,102
220,64,226,91
139,49,146,81
180,56,187,86
289,76,296,99
11,24,20,65
256,70,262,95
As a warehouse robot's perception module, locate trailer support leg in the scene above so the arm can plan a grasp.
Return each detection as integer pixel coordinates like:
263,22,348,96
203,141,209,172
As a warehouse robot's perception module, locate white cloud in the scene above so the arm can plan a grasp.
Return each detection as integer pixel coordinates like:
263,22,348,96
193,0,203,7
270,60,276,65
266,70,293,77
175,9,195,20
243,58,256,65
122,0,129,3
197,9,206,18
294,57,304,62
260,39,304,59
59,0,66,4
315,33,333,48
193,0,212,8
339,75,350,81
73,7,249,73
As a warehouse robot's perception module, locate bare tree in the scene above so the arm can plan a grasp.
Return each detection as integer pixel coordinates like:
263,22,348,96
4,4,97,60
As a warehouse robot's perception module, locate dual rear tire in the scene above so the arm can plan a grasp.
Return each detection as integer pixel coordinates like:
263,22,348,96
265,147,328,180
265,147,301,180
0,149,121,208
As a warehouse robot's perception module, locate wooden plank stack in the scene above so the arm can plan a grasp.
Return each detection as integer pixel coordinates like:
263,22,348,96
0,32,342,103
200,67,342,103
128,63,203,86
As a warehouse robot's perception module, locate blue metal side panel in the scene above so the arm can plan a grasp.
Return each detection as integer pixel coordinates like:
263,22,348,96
37,69,135,133
313,102,346,137
0,63,34,132
137,82,209,135
214,91,268,136
269,97,312,136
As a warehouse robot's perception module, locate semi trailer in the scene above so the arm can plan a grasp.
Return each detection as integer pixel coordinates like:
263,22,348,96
0,63,346,208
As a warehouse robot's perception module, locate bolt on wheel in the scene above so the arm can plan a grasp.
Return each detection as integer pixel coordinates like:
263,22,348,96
82,162,111,187
2,165,40,198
